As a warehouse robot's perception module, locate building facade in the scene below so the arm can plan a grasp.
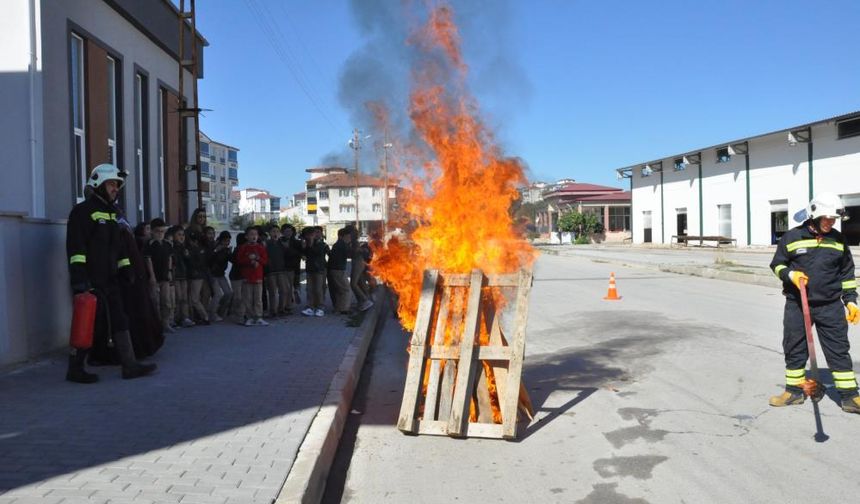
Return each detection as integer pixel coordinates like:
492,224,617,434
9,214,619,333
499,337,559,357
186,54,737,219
0,0,205,366
304,166,397,237
617,112,860,246
536,181,631,241
199,132,239,225
237,188,281,223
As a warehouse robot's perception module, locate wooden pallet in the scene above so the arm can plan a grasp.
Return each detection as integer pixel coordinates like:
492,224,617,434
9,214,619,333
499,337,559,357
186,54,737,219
397,268,533,440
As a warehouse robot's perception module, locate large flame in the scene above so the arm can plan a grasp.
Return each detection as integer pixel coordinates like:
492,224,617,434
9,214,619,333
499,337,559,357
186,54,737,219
371,3,536,332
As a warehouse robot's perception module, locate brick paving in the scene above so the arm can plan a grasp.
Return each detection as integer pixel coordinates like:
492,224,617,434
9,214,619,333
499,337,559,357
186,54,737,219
0,311,359,504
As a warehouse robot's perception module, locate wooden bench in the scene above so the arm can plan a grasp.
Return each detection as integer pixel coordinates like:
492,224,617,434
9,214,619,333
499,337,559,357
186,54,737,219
671,235,737,247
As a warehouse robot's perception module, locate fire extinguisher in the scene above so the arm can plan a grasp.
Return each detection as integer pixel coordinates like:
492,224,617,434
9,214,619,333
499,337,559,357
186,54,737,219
69,291,98,349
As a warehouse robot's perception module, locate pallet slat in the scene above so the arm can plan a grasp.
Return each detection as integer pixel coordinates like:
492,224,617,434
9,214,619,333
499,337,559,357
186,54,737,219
446,269,485,436
501,268,533,439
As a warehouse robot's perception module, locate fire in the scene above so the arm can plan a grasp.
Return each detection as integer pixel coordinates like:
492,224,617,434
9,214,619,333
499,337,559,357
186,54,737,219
370,2,536,425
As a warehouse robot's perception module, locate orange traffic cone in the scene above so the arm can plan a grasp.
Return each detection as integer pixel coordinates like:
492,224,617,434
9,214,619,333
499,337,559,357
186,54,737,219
603,272,622,301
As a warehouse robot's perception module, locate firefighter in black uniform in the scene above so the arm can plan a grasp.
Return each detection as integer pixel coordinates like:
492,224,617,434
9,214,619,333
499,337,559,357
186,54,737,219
769,192,860,413
66,164,157,383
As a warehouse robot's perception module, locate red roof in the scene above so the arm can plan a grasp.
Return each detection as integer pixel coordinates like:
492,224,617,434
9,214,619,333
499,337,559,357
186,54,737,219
576,191,632,202
252,193,271,199
551,183,623,194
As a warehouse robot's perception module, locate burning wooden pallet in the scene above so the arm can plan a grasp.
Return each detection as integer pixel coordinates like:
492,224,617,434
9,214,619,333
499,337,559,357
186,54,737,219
397,268,533,440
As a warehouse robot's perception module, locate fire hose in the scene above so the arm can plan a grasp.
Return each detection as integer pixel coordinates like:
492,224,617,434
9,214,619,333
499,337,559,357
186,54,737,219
798,277,829,442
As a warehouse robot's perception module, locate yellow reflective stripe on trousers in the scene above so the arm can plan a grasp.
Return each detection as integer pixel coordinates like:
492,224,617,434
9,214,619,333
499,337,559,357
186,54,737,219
69,254,86,265
117,258,131,268
832,370,857,389
773,264,787,278
90,211,116,221
843,279,858,290
786,377,805,386
786,239,844,252
785,369,806,378
832,371,856,380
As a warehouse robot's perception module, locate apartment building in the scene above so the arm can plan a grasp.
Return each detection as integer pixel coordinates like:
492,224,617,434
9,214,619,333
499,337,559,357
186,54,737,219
200,132,239,224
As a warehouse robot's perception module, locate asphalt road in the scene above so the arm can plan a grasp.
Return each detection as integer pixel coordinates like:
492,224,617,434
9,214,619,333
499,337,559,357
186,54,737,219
325,254,860,504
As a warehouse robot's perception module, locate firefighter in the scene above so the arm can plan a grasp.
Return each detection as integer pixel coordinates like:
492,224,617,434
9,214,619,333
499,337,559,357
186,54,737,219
769,192,860,413
66,163,157,383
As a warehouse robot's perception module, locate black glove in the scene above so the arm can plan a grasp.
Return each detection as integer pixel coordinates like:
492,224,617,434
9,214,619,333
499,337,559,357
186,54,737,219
71,282,91,295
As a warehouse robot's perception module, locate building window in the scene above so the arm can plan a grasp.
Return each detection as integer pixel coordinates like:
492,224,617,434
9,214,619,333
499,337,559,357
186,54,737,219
837,117,860,140
200,141,209,156
716,147,731,163
134,72,149,222
229,168,238,180
106,56,118,166
318,190,329,200
673,157,686,171
201,161,210,174
71,33,86,201
228,150,237,162
339,188,353,197
372,187,380,196
373,203,382,212
339,204,355,213
718,204,732,237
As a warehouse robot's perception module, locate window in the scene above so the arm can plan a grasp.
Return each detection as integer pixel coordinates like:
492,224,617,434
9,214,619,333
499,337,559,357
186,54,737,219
200,142,209,155
339,188,353,197
608,206,630,232
339,204,355,213
718,204,732,237
229,168,238,180
372,187,380,196
837,117,860,140
201,161,210,174
157,89,166,216
228,150,237,162
71,33,86,201
134,72,149,222
673,158,686,171
106,56,118,165
373,203,382,212
716,147,731,163
318,190,329,200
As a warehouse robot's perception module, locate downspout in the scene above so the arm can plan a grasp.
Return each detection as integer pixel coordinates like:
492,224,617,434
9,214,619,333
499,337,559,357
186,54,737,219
698,164,703,246
660,169,665,244
28,0,41,217
807,141,814,200
745,152,751,246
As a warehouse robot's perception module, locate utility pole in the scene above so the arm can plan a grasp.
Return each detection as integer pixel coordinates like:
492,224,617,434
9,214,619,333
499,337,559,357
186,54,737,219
382,136,392,235
350,128,361,229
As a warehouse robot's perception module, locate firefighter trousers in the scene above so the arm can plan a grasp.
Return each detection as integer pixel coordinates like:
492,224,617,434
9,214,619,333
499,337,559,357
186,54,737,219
783,298,858,397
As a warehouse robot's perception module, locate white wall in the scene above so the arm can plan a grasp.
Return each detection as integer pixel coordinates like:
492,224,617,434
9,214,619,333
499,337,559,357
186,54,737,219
630,121,860,246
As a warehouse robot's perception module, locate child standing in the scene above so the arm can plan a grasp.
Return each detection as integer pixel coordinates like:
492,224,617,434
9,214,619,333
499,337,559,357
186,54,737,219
327,228,353,314
302,226,328,317
264,225,289,318
237,227,269,326
186,231,210,325
144,218,175,333
208,230,233,321
171,226,194,328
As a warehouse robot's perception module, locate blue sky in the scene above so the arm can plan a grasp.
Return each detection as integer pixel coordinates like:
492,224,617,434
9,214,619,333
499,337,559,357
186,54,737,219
196,1,860,200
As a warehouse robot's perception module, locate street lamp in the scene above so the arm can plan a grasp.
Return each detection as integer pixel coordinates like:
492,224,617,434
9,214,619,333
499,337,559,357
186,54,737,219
348,130,371,230
383,140,393,235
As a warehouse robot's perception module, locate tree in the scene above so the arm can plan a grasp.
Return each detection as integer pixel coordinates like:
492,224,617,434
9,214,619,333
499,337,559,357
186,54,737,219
558,210,604,237
279,214,306,232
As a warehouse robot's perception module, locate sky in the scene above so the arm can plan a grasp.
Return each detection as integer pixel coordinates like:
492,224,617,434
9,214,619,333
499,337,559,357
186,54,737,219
196,0,860,201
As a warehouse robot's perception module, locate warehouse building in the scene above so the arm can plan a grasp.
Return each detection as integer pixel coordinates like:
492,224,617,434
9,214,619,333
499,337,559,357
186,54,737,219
616,111,860,246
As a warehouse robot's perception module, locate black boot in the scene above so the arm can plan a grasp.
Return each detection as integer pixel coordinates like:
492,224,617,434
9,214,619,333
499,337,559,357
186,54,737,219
113,330,157,379
66,349,99,384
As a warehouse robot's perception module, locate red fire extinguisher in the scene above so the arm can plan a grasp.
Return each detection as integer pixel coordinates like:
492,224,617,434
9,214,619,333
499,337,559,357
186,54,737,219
69,291,97,349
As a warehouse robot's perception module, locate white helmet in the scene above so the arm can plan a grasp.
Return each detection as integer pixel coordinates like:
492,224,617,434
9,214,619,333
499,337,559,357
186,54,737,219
87,163,128,190
807,192,844,220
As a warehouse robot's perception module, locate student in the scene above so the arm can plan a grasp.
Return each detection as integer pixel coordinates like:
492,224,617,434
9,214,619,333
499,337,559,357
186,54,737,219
208,230,233,321
237,227,269,326
264,225,290,318
327,228,353,314
346,225,374,312
228,233,246,323
171,226,194,328
185,231,210,325
302,226,328,317
144,218,175,333
282,224,303,307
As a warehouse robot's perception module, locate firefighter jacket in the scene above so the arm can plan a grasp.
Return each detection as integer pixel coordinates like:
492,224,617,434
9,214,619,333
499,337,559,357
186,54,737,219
66,194,132,290
770,223,858,305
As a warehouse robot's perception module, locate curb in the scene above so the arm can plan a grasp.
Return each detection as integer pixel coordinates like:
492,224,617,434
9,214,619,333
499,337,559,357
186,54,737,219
540,247,782,288
274,290,388,504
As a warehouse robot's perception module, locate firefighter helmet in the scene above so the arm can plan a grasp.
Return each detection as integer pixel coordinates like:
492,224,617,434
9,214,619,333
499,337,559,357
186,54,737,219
87,163,128,190
807,192,845,220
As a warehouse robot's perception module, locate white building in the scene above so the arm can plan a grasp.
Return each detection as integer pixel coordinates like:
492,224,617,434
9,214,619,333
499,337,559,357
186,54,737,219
0,0,205,366
279,192,313,226
237,188,281,223
617,112,860,246
305,166,397,236
200,132,239,224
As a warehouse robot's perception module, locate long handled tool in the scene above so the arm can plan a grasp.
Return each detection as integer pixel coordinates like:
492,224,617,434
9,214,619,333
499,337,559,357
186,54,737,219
798,278,829,442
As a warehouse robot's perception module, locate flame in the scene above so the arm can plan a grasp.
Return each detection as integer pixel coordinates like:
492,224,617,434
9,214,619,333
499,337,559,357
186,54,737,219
370,2,536,426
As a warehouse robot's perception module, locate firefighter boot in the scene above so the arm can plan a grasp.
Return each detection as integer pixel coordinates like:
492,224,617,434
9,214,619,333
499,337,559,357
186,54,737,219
769,390,806,407
113,330,157,379
66,349,99,384
841,395,860,414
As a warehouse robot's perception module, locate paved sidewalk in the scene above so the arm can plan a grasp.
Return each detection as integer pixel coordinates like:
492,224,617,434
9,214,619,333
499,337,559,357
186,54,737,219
0,309,363,504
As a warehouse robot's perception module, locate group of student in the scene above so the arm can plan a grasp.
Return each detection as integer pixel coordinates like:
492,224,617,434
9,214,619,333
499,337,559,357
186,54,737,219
134,209,375,333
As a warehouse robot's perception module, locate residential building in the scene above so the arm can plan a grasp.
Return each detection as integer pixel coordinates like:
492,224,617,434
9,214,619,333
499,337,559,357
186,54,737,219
616,111,860,246
279,192,313,226
199,132,239,224
237,188,281,223
0,0,205,366
518,181,548,204
304,166,398,237
536,181,631,241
